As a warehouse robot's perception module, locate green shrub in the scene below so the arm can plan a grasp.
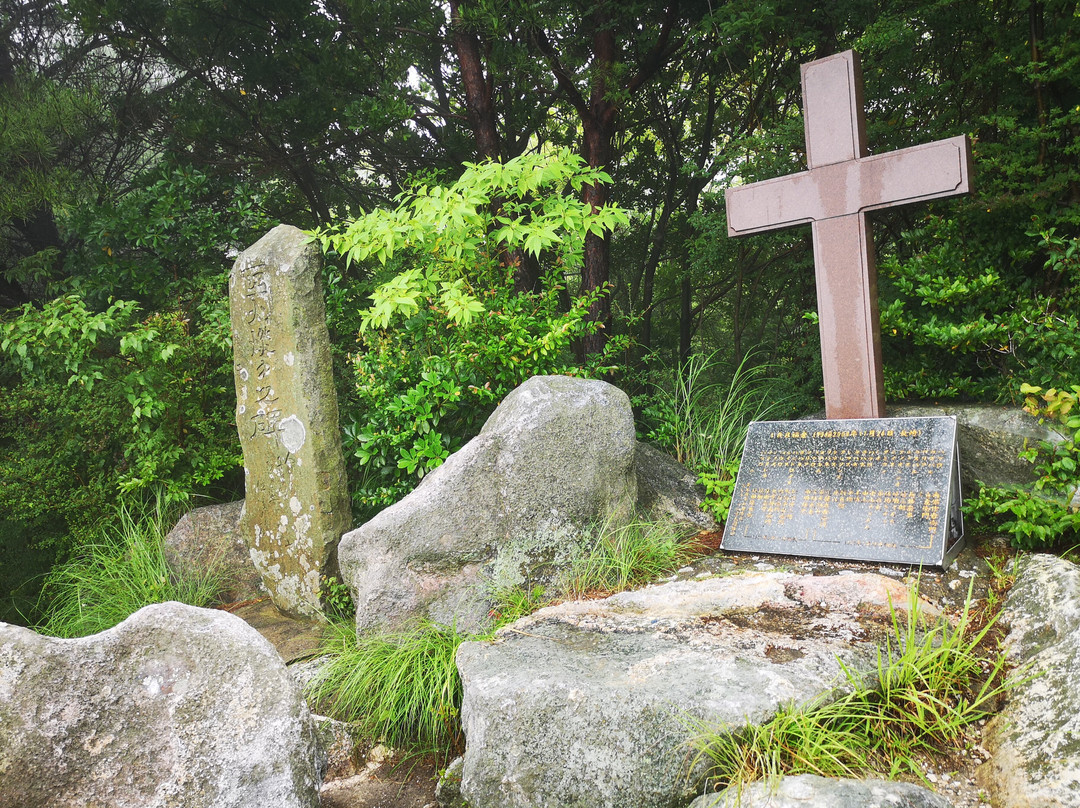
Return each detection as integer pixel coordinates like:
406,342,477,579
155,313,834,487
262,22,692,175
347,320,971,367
966,383,1080,550
345,275,618,514
0,165,262,561
881,224,1080,402
0,295,241,554
314,149,630,517
35,496,229,638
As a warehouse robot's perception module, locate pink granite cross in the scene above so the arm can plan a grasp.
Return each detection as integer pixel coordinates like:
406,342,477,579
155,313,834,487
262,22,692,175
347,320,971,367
725,50,973,419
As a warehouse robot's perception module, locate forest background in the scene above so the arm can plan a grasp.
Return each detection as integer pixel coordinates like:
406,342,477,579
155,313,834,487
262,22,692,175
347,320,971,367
1,0,1077,625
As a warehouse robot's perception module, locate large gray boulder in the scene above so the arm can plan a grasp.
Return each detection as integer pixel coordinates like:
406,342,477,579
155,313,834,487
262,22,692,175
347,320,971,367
0,602,324,808
888,403,1065,495
163,500,263,604
456,570,937,808
688,774,954,807
338,375,638,633
977,554,1080,807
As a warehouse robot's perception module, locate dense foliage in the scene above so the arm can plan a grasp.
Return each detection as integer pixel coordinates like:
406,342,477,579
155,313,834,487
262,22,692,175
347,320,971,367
2,0,1078,621
315,150,629,516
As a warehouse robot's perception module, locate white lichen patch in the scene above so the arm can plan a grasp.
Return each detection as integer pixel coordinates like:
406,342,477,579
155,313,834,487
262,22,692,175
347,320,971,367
278,415,307,454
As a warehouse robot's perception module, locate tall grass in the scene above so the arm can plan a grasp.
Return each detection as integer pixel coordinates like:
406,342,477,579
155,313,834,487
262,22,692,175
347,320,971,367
306,618,468,752
35,497,228,638
664,350,791,479
688,584,1016,794
649,350,793,522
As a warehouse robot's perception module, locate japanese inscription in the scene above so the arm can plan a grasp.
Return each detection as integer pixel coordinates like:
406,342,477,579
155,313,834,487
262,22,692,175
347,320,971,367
229,225,351,619
723,416,964,567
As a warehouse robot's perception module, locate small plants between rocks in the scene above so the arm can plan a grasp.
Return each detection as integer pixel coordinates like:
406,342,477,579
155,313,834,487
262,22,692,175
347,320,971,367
34,496,228,638
306,517,706,755
687,582,1019,802
306,617,469,751
642,350,794,525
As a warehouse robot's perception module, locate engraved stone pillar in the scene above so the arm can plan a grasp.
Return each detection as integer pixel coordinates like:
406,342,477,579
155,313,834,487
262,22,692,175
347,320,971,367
229,224,351,619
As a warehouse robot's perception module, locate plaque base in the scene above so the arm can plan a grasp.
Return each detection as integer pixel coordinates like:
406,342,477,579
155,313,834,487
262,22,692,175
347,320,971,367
722,416,964,568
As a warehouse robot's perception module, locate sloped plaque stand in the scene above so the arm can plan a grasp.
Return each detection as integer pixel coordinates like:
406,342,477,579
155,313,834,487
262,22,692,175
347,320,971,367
722,416,964,568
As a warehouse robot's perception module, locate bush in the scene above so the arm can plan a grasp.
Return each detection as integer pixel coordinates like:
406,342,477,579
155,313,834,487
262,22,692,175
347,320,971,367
314,149,630,517
881,224,1080,402
0,295,241,555
966,383,1080,550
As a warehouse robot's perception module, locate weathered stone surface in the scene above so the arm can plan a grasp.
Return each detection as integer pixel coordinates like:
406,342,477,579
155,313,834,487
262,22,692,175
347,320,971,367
230,597,325,663
0,602,324,808
230,224,352,619
976,553,1080,807
163,499,263,603
688,774,955,807
635,441,718,532
888,403,1064,495
312,715,366,780
435,756,467,808
456,570,936,808
338,375,637,633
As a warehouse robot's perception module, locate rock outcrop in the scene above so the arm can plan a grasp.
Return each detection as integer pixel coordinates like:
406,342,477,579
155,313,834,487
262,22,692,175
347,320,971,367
0,602,324,808
635,441,719,533
888,403,1065,495
338,375,638,633
163,499,263,604
456,570,936,808
977,553,1080,807
689,774,955,807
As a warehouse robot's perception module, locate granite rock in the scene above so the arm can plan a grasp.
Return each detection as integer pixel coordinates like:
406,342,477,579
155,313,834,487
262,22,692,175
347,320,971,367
688,774,955,807
456,571,937,808
0,602,324,808
338,375,637,633
163,499,263,603
635,441,719,533
976,553,1080,807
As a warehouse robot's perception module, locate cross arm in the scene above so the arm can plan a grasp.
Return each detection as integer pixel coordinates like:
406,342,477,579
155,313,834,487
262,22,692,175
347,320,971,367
726,134,972,237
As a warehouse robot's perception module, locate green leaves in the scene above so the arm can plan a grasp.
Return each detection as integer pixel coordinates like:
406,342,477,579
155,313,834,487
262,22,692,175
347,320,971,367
966,381,1080,550
313,148,629,331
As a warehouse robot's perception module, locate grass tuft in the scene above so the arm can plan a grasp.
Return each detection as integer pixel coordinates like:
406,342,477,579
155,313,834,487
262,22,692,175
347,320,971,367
689,582,1018,793
306,618,469,752
561,518,702,600
35,496,227,638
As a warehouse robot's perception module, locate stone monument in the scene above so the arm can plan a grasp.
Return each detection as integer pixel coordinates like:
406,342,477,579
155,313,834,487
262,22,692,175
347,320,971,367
722,51,970,566
229,224,351,619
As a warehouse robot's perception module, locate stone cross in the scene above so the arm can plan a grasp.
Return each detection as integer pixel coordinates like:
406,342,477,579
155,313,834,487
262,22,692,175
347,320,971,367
229,224,351,620
725,50,973,419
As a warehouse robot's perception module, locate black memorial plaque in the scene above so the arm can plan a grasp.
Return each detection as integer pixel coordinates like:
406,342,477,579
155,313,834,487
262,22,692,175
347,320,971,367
722,416,964,567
